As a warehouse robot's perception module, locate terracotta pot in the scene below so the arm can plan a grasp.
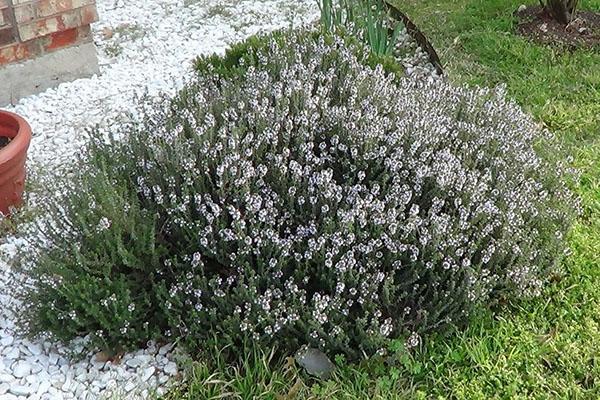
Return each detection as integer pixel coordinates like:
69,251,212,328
0,110,32,216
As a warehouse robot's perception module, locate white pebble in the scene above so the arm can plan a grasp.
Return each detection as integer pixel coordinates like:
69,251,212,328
141,366,156,382
9,385,36,396
12,361,31,378
164,361,178,376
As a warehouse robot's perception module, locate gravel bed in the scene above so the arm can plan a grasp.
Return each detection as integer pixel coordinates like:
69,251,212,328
0,0,437,399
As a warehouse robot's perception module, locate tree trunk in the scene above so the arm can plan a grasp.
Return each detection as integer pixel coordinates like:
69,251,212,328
544,0,579,24
546,0,570,24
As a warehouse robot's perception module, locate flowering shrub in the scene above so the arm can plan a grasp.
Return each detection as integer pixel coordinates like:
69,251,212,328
23,28,576,358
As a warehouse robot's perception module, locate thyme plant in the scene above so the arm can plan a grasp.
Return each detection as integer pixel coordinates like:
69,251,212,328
23,29,576,358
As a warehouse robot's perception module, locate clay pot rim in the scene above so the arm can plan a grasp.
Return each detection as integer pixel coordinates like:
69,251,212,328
0,110,32,165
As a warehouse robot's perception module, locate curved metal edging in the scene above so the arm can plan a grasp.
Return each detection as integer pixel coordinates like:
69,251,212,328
383,1,444,76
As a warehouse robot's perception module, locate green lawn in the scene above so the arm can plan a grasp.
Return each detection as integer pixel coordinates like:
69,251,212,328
164,1,600,398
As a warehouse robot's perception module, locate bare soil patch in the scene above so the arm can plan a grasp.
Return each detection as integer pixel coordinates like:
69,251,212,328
516,5,600,49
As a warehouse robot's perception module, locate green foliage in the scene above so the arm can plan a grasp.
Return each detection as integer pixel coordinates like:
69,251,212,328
22,135,167,352
163,346,307,399
159,0,600,397
318,0,405,56
194,29,405,80
162,342,422,400
23,27,576,363
337,0,600,397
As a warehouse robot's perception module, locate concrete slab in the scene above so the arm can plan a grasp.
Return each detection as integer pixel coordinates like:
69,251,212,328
0,42,99,106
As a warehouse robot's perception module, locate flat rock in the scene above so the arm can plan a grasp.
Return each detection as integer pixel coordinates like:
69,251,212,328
295,348,335,380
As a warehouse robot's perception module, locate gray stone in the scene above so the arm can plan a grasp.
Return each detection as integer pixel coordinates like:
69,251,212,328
36,380,51,396
295,348,335,380
125,358,142,369
48,353,59,366
158,343,174,355
25,374,38,385
47,386,64,400
124,381,136,392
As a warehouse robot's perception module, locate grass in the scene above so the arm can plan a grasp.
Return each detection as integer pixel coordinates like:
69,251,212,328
399,0,600,143
379,0,600,397
162,0,600,398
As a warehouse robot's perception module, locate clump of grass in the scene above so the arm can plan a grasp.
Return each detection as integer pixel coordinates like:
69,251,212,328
164,346,307,399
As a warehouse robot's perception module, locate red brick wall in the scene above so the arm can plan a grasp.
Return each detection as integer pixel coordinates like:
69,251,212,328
0,0,98,65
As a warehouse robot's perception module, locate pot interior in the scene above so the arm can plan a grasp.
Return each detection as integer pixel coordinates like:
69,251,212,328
0,112,20,139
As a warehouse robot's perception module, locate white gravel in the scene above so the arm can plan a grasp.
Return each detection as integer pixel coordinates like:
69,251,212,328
0,0,437,398
9,0,320,172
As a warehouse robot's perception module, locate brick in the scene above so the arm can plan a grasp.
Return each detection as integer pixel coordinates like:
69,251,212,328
41,25,93,53
78,4,98,25
16,22,32,41
0,44,15,64
18,10,82,41
36,0,73,18
18,17,61,42
60,8,81,28
0,7,12,27
0,0,99,67
72,0,95,8
14,4,36,24
0,42,36,65
43,26,77,51
43,15,62,34
77,23,91,40
36,0,97,18
0,26,15,47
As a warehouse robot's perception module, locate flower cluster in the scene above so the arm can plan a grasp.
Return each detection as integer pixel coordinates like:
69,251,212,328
24,28,577,358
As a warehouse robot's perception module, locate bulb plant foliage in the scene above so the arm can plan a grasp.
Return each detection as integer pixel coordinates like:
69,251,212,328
22,28,576,359
319,0,404,57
